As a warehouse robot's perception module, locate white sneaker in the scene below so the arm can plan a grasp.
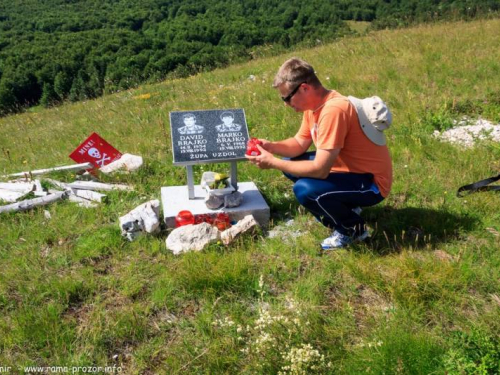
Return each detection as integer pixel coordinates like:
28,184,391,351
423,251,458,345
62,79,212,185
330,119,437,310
321,230,369,250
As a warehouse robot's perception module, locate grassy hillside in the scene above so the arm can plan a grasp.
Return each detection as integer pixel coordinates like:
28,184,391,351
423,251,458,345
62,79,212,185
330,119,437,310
1,19,500,373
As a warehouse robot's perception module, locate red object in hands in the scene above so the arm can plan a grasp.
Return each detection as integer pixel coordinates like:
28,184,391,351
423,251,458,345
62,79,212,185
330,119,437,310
246,138,262,156
214,213,231,231
175,210,195,227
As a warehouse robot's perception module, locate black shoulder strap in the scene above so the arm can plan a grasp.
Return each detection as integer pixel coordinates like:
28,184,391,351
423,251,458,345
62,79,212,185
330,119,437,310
457,174,500,197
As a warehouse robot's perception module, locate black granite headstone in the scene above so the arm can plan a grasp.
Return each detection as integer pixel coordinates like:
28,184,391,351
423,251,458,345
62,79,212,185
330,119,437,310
170,109,250,165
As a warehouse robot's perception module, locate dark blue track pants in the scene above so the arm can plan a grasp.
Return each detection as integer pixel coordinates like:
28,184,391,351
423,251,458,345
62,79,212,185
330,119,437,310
283,152,384,236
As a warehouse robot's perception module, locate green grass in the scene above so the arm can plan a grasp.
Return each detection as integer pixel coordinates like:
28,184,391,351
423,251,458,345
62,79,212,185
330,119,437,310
345,20,371,35
1,19,500,374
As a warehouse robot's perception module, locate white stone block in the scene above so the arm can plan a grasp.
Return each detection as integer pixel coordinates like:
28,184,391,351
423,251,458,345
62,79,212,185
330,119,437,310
162,182,269,229
100,153,143,173
166,222,220,255
221,214,259,245
119,199,161,241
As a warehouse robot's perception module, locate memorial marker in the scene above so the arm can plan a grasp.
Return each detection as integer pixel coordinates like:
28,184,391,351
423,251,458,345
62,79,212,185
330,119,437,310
169,109,250,199
162,108,270,228
170,109,250,165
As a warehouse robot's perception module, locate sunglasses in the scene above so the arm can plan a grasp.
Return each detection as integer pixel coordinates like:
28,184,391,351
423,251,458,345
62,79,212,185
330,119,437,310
281,82,306,103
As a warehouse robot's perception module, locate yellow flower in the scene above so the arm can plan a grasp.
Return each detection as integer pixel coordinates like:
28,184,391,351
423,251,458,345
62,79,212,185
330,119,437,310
135,93,151,100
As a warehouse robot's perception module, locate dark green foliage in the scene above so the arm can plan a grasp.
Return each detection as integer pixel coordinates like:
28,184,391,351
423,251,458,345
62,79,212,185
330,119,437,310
40,83,56,107
443,328,500,374
372,0,499,28
0,0,497,115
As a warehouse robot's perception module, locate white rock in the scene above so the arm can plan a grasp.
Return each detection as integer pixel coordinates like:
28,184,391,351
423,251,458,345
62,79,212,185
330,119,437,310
119,199,160,241
100,153,143,173
166,222,220,255
221,214,259,245
267,219,304,241
267,228,303,240
434,117,500,147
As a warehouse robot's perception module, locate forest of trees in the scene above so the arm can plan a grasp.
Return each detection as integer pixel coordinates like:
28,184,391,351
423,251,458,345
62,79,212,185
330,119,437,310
0,0,498,115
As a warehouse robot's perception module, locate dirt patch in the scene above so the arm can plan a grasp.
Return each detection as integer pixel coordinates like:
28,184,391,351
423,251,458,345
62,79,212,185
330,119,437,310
352,285,393,327
433,250,456,262
325,272,393,333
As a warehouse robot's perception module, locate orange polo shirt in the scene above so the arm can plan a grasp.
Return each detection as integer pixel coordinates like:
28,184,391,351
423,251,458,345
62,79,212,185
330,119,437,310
294,90,392,197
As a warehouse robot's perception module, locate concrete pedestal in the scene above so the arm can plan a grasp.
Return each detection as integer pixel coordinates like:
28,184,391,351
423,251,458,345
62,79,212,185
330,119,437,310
161,182,270,228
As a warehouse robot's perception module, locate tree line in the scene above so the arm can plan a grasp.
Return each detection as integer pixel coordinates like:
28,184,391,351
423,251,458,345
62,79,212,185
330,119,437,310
0,0,497,115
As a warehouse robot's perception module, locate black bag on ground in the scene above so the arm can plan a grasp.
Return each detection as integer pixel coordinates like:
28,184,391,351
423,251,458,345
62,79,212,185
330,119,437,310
457,174,500,197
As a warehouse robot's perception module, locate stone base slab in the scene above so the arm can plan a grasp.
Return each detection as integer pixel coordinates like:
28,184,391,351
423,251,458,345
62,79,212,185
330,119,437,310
161,182,270,228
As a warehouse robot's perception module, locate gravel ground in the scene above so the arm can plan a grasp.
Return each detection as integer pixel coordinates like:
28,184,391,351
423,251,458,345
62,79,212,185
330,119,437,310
433,117,500,147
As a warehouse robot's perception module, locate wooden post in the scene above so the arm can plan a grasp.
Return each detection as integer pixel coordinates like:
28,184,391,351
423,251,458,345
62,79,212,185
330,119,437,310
0,191,69,214
4,162,93,178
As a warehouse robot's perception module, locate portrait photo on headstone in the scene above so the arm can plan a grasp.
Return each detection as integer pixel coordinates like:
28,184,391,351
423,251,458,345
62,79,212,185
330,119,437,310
216,111,242,132
177,113,205,135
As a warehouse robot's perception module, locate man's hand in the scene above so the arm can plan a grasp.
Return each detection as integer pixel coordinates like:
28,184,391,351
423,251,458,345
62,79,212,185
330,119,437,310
256,139,272,152
245,144,275,169
246,145,340,178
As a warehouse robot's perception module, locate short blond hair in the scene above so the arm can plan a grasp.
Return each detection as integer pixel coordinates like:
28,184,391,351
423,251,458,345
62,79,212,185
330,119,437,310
272,57,321,88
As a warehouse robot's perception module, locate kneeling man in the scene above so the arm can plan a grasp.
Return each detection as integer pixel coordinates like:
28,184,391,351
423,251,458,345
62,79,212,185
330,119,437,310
246,57,392,249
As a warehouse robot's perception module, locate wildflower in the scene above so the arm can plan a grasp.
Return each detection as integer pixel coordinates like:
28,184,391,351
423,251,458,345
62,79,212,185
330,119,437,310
258,275,265,293
285,296,297,310
134,93,151,100
280,343,326,374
